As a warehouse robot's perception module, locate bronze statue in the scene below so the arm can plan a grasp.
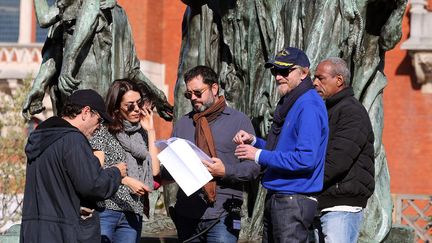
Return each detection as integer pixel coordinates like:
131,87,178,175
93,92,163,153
173,0,407,242
23,0,173,121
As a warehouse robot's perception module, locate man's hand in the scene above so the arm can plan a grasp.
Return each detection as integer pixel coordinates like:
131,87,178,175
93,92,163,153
122,176,152,196
233,130,255,145
234,144,258,161
114,162,127,177
203,158,225,177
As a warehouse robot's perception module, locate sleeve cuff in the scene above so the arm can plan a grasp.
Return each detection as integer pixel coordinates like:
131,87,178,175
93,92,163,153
251,135,257,146
255,149,262,164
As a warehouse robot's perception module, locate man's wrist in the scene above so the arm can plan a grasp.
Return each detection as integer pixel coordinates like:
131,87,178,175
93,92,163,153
255,149,262,163
251,135,257,146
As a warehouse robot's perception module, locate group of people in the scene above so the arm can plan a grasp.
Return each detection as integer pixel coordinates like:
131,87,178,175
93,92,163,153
233,48,375,243
20,79,159,243
20,47,374,243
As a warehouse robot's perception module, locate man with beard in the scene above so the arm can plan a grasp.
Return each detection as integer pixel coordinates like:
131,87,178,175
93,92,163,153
234,47,329,242
169,65,260,242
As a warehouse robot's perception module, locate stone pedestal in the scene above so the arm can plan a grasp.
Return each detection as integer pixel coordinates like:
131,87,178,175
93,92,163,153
382,224,416,243
401,0,432,94
0,224,20,243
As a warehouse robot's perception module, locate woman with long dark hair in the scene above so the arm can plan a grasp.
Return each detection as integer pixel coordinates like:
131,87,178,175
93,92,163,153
90,79,159,242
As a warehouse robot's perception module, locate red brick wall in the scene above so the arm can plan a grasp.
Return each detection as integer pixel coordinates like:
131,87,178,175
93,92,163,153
118,0,185,139
383,6,432,195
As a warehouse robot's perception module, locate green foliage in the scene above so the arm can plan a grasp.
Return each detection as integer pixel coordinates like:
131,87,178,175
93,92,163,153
0,78,31,193
0,78,32,232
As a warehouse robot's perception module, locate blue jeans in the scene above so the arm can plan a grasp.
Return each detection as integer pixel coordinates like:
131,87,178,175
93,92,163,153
314,210,364,243
99,209,143,243
174,215,239,243
262,193,317,243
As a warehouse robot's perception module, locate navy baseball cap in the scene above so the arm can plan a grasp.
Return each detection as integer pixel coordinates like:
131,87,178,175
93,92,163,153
69,89,113,123
265,47,310,69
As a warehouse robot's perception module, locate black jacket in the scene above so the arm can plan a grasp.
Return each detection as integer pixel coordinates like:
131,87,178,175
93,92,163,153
20,117,121,243
318,87,375,210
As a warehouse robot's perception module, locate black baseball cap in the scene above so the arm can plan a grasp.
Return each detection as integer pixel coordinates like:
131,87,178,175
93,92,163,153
69,89,113,123
265,47,310,69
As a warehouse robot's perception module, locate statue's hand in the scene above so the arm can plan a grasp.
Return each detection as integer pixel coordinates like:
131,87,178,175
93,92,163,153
22,87,46,120
59,72,81,96
155,98,173,121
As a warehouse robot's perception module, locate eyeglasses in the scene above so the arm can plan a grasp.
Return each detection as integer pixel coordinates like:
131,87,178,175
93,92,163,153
270,67,296,77
184,87,209,99
90,109,104,124
124,99,145,112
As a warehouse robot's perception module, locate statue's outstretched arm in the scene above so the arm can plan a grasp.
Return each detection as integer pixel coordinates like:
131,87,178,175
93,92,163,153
22,57,57,120
58,0,101,95
22,27,63,120
380,0,407,50
132,72,173,121
34,0,59,28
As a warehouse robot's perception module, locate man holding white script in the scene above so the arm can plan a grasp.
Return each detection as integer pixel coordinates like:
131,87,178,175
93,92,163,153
169,65,260,242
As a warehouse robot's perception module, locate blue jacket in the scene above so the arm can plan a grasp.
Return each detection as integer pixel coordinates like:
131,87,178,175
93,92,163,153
255,89,329,194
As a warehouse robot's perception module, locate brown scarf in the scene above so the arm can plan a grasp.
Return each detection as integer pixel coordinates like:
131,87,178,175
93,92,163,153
192,96,226,204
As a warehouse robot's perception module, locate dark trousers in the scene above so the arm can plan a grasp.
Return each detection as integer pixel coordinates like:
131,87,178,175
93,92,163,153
78,211,101,243
262,193,317,243
174,215,239,243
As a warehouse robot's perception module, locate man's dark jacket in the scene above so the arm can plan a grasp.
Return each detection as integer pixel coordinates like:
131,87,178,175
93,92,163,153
318,87,375,210
20,117,122,243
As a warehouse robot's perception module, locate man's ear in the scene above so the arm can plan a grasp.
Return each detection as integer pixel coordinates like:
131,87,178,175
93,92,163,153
211,83,219,96
81,106,92,121
300,67,309,80
336,75,345,87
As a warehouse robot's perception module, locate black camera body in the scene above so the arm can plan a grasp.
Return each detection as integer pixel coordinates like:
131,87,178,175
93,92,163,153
223,198,243,230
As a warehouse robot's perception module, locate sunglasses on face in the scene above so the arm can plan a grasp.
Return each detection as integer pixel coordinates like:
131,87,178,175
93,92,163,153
124,99,145,112
184,87,209,99
270,67,296,77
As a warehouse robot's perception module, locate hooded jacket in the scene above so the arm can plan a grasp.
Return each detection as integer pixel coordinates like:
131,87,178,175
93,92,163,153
20,117,121,243
317,87,375,210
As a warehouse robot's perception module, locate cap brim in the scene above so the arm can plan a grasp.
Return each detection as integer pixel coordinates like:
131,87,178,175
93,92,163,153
99,111,114,123
264,61,294,69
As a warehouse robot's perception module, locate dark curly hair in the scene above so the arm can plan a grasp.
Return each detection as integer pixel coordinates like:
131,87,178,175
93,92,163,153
184,65,219,88
59,100,85,119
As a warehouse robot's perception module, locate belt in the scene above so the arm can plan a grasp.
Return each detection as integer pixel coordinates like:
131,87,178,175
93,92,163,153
266,191,318,202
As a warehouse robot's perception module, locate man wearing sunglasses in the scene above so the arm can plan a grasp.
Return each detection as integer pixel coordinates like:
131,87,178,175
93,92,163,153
234,47,329,242
169,65,260,242
21,89,127,242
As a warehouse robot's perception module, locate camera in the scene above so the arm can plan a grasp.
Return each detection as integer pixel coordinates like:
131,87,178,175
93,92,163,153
223,197,242,230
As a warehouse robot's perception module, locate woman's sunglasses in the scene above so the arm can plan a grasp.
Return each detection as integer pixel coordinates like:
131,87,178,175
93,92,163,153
184,87,209,100
125,99,145,112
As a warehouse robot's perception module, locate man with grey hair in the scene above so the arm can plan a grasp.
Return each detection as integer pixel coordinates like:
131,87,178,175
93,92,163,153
234,47,329,242
313,57,375,243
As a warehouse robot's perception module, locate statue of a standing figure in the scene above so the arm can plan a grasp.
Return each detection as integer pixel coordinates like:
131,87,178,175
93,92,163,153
22,0,173,121
173,0,407,242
